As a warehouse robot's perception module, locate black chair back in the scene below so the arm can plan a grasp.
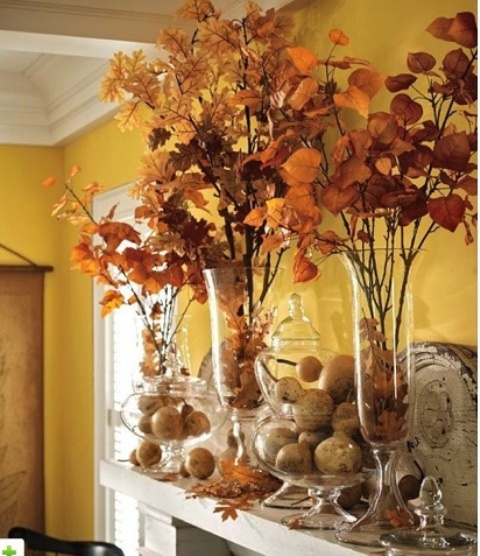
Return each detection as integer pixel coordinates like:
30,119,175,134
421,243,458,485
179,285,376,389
8,527,125,556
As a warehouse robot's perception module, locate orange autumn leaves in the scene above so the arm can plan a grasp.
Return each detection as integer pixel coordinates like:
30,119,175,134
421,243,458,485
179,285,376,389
359,318,409,444
286,32,385,120
288,28,385,120
43,166,209,325
242,27,386,279
46,1,477,326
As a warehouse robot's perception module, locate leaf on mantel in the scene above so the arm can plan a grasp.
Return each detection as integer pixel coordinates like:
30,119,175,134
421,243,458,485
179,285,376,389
153,472,178,482
285,516,303,529
386,508,414,528
214,504,239,521
213,496,255,521
186,468,282,521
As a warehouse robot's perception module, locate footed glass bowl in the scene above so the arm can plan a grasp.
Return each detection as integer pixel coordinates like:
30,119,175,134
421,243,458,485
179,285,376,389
252,415,369,529
121,375,226,477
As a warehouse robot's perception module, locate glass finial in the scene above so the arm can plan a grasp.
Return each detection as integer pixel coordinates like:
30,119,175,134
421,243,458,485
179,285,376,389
272,293,320,346
380,476,477,553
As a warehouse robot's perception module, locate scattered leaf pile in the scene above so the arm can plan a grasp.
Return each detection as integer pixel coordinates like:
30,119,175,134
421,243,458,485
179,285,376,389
186,461,282,521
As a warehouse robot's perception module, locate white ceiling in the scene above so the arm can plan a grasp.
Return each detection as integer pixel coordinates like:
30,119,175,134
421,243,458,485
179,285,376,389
0,0,291,147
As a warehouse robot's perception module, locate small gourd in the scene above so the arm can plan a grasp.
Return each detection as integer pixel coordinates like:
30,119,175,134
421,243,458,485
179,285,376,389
260,427,298,464
331,402,360,436
185,447,216,479
151,405,184,441
313,432,362,474
291,388,334,431
136,440,162,469
275,440,313,474
296,355,323,383
317,354,355,405
274,376,304,403
184,410,211,437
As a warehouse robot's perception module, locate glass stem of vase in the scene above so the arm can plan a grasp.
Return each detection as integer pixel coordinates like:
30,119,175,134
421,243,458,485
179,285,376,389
232,417,249,466
370,446,411,521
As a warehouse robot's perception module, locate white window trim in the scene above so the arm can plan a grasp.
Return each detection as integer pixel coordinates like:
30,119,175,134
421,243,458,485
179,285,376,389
93,183,138,541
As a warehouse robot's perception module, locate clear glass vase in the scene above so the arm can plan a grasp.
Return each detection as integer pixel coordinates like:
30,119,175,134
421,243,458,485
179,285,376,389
203,265,282,479
252,414,368,530
131,311,192,392
121,347,226,478
121,314,226,478
335,248,422,547
380,475,477,554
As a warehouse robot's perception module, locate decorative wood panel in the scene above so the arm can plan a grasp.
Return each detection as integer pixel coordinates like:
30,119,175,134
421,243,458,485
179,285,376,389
0,269,47,535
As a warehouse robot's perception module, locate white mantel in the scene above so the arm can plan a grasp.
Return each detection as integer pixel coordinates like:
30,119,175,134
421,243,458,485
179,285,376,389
99,459,380,556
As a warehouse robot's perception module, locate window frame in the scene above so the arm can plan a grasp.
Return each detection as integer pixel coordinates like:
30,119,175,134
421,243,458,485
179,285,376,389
92,184,139,542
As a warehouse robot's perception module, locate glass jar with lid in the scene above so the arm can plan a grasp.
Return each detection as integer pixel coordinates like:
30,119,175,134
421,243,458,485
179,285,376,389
255,292,333,417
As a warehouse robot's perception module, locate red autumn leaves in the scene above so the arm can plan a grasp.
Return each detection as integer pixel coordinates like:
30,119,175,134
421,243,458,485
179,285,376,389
254,9,477,262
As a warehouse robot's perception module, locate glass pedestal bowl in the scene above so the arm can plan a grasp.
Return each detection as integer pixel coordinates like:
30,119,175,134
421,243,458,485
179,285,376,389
252,415,369,530
121,374,226,478
255,292,335,509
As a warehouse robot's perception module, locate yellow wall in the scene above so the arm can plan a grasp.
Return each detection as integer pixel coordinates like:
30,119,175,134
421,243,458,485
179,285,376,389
0,146,64,531
287,0,477,352
0,126,144,538
0,0,476,543
57,120,145,536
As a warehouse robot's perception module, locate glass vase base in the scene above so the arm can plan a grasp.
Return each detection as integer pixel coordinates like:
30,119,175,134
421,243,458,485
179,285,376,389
138,449,185,480
262,484,313,510
380,531,477,555
382,547,477,556
379,476,477,554
335,512,414,548
280,495,357,531
281,510,353,530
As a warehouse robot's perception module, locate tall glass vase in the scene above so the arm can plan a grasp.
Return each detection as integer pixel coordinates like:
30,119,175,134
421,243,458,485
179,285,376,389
336,248,421,547
204,266,282,480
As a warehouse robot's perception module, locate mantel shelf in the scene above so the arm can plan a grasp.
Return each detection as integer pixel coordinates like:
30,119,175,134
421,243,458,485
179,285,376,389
100,459,381,556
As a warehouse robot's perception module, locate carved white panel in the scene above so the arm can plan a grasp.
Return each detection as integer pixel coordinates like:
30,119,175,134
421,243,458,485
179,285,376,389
409,342,477,528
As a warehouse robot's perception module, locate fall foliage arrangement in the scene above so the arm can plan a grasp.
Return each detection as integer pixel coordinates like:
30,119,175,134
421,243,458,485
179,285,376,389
45,0,476,519
99,0,324,279
268,10,477,446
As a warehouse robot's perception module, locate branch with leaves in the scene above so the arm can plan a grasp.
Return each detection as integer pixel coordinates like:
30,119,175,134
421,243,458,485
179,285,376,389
99,0,327,283
44,167,205,376
257,11,477,337
45,2,476,379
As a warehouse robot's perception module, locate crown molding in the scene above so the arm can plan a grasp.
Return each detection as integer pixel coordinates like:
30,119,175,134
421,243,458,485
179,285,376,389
0,0,182,43
0,0,294,147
